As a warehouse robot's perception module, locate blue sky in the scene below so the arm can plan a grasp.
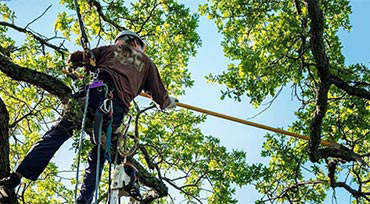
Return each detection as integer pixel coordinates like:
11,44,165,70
180,0,370,202
3,0,370,203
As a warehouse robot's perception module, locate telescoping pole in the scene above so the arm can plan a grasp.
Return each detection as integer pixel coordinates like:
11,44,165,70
139,93,335,147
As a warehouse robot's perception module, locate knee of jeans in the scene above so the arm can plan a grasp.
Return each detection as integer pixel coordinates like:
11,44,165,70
44,119,75,139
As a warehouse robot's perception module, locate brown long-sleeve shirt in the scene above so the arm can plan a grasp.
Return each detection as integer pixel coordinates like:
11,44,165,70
69,44,170,110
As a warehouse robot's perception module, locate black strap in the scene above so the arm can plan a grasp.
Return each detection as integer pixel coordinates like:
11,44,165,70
92,109,104,145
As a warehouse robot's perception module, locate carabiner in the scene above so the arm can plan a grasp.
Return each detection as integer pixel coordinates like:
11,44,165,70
100,98,114,116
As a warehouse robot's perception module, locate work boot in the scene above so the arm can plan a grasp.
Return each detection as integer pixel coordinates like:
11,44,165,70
122,164,142,201
0,173,21,190
0,173,21,202
123,183,142,201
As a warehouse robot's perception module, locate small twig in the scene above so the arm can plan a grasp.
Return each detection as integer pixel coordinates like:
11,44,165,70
90,0,127,30
246,85,283,120
0,21,68,54
138,0,160,34
25,5,52,29
162,177,204,204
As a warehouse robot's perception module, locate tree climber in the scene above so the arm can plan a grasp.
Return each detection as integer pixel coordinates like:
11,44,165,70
0,30,177,203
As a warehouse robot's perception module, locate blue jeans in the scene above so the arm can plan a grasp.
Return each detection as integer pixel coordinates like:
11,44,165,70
16,87,126,203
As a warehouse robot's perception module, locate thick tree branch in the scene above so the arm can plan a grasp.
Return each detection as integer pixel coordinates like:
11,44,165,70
305,0,369,164
305,0,329,75
305,0,331,162
0,54,71,104
308,83,329,162
329,74,370,100
139,144,155,170
0,21,67,54
320,145,367,166
0,97,16,203
334,182,370,202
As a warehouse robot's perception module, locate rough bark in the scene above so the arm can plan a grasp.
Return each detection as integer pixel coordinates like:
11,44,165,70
0,97,10,178
305,0,369,164
320,145,366,165
0,54,71,104
0,97,18,204
305,0,331,162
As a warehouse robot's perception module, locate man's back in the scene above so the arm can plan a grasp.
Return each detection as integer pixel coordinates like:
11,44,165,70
71,43,170,109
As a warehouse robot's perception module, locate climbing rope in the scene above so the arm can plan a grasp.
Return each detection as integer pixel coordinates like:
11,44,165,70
117,116,138,158
73,0,95,71
139,93,337,147
74,86,90,203
71,0,97,203
92,84,109,204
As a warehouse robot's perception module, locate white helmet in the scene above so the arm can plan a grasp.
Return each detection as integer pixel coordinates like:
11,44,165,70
114,30,147,49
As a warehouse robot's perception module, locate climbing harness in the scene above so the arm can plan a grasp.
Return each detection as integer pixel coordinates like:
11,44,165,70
91,84,116,204
89,82,142,203
139,92,337,147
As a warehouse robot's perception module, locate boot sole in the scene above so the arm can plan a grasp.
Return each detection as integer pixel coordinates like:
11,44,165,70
0,186,14,203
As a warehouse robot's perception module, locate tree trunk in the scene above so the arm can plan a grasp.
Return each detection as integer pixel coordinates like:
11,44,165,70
0,97,10,178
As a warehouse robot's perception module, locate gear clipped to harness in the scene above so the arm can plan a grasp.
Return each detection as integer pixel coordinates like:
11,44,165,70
110,160,142,203
107,115,142,203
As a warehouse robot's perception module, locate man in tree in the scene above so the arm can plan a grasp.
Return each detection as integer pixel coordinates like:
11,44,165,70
0,30,177,203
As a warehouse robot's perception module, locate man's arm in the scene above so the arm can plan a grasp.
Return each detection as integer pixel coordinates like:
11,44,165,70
67,46,106,68
143,60,173,110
